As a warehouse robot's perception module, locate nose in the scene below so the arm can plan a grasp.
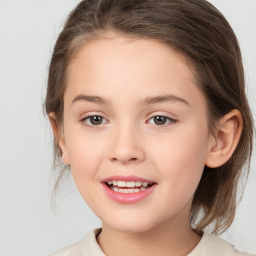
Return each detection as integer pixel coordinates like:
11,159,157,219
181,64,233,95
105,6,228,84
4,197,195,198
109,124,145,165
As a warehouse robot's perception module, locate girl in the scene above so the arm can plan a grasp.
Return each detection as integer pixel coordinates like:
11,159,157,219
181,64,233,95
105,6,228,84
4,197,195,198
44,0,254,255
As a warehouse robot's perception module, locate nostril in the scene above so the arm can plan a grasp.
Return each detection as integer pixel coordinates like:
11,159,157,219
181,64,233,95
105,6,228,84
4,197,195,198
111,157,138,162
109,147,145,163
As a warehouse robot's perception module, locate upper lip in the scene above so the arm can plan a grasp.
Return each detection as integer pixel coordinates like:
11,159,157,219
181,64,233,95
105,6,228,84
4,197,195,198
101,175,156,183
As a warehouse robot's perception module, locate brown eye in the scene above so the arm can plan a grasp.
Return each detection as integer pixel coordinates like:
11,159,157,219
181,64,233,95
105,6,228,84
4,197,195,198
154,116,167,125
90,116,103,125
82,115,107,126
148,115,176,126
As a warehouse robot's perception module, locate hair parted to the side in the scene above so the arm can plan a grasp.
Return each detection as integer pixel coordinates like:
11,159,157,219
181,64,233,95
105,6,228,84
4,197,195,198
44,0,254,234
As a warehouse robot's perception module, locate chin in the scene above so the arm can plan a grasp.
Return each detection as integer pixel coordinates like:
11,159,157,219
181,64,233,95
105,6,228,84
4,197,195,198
103,214,160,234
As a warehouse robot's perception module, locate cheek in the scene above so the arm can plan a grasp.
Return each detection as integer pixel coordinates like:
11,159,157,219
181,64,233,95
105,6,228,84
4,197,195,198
64,129,105,189
149,124,209,197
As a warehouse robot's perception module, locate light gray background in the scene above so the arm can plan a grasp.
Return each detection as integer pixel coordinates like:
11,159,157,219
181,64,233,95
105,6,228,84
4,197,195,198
0,1,255,255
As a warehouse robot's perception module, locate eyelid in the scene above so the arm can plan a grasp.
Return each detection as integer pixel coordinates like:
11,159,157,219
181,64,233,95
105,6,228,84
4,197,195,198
80,113,109,127
79,112,178,127
146,114,177,126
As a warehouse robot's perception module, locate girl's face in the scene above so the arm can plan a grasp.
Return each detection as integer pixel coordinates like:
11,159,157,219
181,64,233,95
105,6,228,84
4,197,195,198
60,35,214,233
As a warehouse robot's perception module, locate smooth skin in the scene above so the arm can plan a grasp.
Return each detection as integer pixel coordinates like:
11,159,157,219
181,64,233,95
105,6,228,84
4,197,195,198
49,33,242,256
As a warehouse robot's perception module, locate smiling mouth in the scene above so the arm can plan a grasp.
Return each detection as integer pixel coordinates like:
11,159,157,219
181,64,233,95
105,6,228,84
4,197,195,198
105,180,155,193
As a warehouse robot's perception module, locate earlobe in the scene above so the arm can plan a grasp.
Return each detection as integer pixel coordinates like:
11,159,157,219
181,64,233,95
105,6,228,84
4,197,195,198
205,109,243,168
48,113,70,165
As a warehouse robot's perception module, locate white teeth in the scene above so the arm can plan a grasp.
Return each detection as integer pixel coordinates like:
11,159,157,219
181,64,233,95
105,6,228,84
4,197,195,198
135,181,142,187
114,187,147,193
106,180,153,191
142,182,148,187
117,181,126,187
107,180,150,188
126,181,136,187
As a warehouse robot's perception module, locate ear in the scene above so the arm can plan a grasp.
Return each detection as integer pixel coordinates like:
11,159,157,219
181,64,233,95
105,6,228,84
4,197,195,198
48,112,70,165
205,109,243,168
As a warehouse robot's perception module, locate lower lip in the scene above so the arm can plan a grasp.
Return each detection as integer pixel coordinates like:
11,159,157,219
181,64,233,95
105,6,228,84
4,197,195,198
102,183,157,204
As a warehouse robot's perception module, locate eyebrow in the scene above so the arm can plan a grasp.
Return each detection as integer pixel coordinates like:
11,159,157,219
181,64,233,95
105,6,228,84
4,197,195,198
72,95,108,105
72,94,190,107
142,95,190,107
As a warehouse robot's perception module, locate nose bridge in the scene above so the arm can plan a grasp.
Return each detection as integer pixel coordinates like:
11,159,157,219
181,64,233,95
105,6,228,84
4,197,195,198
109,120,145,164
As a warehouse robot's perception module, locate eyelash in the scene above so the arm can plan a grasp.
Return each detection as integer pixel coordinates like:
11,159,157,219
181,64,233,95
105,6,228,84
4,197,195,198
81,115,108,126
80,115,177,127
147,115,177,126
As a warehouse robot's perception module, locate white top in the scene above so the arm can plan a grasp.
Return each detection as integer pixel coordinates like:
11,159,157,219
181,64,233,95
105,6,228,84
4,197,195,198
48,228,254,256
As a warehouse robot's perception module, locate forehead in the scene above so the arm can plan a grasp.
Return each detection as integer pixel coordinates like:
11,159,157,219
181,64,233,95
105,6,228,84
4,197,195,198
68,35,195,83
65,35,205,110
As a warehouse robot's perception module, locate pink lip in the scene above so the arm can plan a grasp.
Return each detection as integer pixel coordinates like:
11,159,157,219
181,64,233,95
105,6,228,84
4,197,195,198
101,175,157,204
101,175,154,183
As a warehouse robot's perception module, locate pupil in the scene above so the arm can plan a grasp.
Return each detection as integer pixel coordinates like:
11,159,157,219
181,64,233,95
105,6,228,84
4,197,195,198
154,116,166,125
91,116,102,125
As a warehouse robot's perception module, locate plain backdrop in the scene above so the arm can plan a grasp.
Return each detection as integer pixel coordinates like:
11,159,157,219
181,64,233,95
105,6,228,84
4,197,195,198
0,1,255,255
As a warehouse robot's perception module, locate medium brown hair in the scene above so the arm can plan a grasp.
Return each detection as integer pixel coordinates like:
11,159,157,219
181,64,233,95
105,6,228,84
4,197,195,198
44,0,254,233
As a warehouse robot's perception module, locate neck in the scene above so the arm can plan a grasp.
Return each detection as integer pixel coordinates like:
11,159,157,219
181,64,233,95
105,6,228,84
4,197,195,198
97,215,201,256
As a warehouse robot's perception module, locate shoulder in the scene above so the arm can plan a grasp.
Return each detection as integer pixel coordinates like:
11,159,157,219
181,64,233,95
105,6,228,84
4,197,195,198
47,228,105,256
189,232,255,256
47,240,83,256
